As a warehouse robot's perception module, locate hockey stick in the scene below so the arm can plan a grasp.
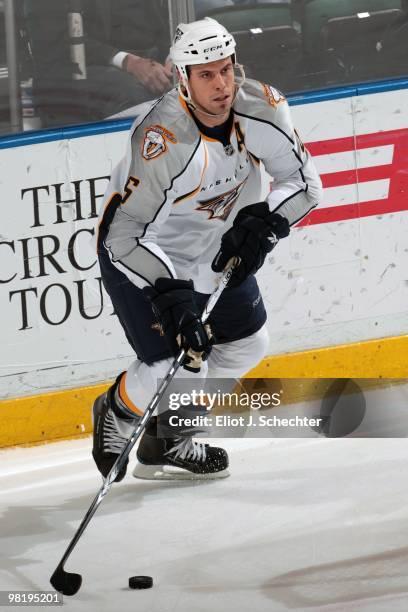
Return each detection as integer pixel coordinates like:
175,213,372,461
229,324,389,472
50,262,236,596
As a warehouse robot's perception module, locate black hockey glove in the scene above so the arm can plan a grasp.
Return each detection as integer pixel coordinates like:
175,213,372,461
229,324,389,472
143,278,212,371
212,202,290,288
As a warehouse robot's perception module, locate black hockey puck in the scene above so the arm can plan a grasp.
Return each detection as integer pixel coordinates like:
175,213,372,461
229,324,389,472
128,575,153,589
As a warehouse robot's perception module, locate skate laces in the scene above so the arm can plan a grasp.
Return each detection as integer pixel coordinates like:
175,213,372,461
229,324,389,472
165,437,207,463
103,410,129,453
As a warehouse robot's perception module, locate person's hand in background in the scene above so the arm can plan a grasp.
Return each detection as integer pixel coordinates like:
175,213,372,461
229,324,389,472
123,53,173,94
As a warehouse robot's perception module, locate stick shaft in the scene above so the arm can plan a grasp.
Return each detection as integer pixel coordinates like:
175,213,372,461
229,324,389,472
53,265,233,572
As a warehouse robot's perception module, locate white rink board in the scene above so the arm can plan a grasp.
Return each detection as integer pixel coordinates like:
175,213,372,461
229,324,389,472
1,88,407,398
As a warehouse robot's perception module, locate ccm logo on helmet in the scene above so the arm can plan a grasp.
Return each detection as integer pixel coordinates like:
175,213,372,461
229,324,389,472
203,45,223,52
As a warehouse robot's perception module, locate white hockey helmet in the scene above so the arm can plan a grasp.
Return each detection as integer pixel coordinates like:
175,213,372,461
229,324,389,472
170,17,237,83
169,17,244,112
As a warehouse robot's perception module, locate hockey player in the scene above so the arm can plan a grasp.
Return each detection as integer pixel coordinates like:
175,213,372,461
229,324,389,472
93,17,323,481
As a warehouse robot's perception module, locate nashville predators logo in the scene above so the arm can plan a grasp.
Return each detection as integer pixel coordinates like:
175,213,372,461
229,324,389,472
142,125,177,161
196,181,246,221
262,83,285,108
151,322,164,336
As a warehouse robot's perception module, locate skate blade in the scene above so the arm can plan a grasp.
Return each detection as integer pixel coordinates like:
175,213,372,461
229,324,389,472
132,462,230,481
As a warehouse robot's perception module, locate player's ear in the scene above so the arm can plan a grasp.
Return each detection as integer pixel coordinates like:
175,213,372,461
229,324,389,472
178,74,189,96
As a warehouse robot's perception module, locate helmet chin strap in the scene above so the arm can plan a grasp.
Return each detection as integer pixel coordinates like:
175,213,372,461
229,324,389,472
179,63,246,119
188,96,232,119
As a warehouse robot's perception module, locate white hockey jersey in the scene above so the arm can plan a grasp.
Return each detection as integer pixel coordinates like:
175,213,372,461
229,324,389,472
97,79,323,293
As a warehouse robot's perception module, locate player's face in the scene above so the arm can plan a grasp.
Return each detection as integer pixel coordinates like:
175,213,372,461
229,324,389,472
187,57,235,124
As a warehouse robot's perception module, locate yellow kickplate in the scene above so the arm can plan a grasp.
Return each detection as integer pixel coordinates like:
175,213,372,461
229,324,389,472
248,335,408,379
1,335,407,448
0,383,110,448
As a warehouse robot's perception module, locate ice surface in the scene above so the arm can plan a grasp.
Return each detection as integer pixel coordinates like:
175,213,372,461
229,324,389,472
1,433,408,611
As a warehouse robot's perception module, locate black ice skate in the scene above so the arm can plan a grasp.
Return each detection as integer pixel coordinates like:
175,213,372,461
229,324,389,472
92,377,138,482
133,416,229,480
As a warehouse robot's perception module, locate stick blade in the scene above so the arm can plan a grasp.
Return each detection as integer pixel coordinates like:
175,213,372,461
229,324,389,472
50,566,82,596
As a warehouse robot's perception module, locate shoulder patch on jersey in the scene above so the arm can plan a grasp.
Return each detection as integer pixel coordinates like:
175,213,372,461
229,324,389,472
142,124,178,161
261,83,286,108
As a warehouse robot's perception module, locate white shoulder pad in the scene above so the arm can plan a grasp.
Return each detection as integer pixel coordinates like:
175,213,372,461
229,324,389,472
234,78,292,135
127,89,200,185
